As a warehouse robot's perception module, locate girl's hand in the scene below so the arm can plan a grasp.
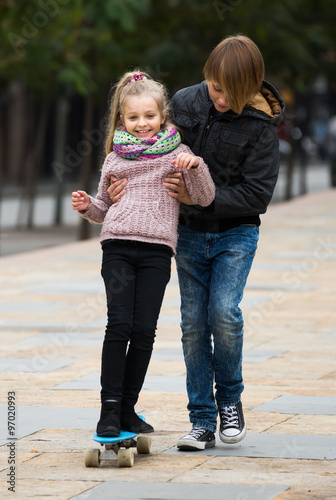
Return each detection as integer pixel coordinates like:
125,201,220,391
72,190,90,211
163,172,194,205
171,152,200,171
107,176,127,203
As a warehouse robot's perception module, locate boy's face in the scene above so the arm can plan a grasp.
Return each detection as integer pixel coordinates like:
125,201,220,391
207,82,231,113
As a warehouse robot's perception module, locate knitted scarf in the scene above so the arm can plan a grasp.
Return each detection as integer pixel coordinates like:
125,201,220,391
113,126,181,160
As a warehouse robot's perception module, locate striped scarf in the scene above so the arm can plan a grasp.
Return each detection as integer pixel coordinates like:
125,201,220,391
113,126,181,160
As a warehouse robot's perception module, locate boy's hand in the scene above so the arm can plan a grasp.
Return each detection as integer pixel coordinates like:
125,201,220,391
163,172,194,205
107,176,127,203
72,190,90,211
171,152,200,171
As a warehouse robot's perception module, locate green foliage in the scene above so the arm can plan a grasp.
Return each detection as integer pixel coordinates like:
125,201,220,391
132,0,335,93
0,0,335,99
0,0,150,97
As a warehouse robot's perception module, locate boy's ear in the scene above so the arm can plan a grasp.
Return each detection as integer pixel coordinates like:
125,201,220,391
161,110,167,124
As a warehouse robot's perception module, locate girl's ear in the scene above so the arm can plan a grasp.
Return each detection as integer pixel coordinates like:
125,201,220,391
120,114,124,125
161,110,167,124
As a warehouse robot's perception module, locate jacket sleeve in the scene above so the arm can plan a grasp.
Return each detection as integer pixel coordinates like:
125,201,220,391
179,145,216,207
214,124,280,217
79,155,113,224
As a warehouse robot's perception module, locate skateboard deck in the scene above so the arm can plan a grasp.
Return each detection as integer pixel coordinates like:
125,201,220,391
92,428,138,445
84,415,151,468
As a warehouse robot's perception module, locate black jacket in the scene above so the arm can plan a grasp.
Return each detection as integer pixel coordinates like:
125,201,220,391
170,80,285,232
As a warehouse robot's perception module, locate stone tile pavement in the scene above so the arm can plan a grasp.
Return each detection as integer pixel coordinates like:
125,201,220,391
0,189,335,499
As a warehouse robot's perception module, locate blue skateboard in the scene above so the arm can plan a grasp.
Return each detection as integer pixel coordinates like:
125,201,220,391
84,416,151,467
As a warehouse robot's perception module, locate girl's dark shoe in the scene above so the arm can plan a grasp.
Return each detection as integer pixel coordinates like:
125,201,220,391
120,408,154,433
96,401,121,437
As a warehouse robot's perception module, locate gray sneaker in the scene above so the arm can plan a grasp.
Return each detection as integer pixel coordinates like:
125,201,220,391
177,427,216,451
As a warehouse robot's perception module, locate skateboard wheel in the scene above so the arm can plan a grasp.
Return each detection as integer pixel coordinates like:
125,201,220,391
117,448,134,467
136,436,151,455
84,448,100,467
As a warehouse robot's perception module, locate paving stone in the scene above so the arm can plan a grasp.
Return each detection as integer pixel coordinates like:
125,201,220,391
52,374,187,393
70,481,289,500
152,348,287,363
56,255,102,262
52,373,99,391
0,357,81,373
29,278,104,295
152,348,184,361
158,314,182,325
253,262,312,270
14,332,103,347
246,282,313,291
0,406,98,444
165,432,336,460
0,302,68,313
273,251,336,260
162,296,181,307
252,395,336,415
243,349,287,363
0,320,78,329
241,296,271,307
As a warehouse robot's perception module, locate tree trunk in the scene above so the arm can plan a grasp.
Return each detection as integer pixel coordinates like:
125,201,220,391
53,94,69,225
0,93,5,256
7,81,27,184
78,95,94,241
285,135,296,201
27,100,50,227
16,100,35,227
16,99,51,228
298,145,308,196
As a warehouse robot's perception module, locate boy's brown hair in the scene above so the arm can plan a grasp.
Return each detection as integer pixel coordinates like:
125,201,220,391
203,34,265,114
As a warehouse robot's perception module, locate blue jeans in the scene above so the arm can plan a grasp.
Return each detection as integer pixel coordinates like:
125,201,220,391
175,225,259,432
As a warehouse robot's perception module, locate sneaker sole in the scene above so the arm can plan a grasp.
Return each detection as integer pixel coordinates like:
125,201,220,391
219,426,246,444
122,425,154,434
177,439,215,451
96,429,120,438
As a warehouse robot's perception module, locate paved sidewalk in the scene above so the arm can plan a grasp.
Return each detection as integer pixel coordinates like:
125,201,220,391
0,189,335,499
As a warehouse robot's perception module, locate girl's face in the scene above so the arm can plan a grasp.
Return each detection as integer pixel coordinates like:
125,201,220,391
207,82,231,113
121,96,166,140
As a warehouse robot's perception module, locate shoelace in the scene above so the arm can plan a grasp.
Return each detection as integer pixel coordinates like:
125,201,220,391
220,406,239,429
188,427,207,439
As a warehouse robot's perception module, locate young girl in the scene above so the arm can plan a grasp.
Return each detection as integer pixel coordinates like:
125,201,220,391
71,71,215,437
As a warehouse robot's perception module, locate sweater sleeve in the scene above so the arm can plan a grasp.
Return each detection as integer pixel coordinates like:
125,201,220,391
179,145,216,207
79,155,113,224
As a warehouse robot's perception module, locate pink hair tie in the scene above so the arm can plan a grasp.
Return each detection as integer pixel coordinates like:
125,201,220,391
129,72,147,83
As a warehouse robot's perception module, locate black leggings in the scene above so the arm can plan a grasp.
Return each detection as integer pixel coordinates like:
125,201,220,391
100,239,171,406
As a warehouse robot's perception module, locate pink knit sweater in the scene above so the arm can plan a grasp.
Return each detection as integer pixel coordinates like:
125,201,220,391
80,143,215,253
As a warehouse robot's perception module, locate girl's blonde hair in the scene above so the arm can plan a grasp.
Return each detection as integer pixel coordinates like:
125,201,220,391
105,70,170,155
203,34,265,114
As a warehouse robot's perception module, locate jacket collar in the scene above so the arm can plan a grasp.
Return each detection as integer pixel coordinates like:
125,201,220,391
202,80,285,126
